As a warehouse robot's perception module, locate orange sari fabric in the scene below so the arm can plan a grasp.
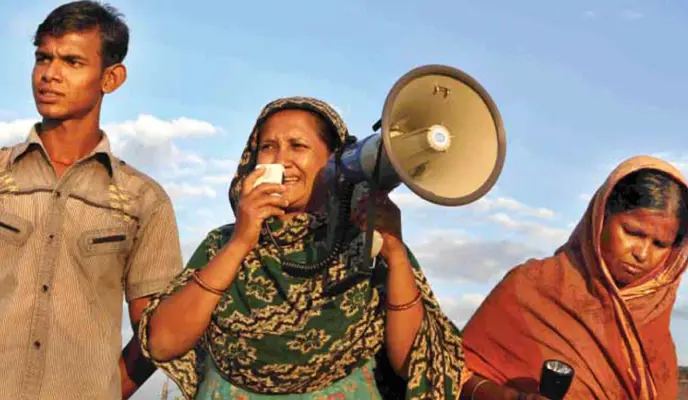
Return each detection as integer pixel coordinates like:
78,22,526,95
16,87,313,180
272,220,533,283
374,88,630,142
462,156,688,399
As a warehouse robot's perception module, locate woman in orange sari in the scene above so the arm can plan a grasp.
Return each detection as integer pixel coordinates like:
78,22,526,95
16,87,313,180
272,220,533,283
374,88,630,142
459,156,688,399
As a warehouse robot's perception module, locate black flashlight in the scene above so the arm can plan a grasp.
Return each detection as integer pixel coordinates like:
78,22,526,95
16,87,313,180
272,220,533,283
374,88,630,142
539,359,575,400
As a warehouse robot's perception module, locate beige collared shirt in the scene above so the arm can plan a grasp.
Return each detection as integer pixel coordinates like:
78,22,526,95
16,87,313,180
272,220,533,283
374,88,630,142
0,126,183,400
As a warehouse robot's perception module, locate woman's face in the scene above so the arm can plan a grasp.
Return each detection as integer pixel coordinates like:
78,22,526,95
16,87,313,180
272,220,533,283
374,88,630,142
256,109,332,213
600,207,679,287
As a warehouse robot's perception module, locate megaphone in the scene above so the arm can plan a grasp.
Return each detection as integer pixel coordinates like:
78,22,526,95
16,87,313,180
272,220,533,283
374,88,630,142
326,64,506,207
323,64,507,268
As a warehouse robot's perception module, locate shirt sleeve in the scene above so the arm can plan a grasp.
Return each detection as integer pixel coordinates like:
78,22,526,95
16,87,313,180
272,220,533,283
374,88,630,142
124,197,183,301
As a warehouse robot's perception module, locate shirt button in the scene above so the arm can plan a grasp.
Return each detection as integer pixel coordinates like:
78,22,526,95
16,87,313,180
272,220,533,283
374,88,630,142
42,285,49,292
33,341,41,349
54,191,61,198
48,234,54,241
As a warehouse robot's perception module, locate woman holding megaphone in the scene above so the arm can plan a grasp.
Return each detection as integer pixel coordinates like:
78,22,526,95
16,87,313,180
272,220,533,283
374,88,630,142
461,156,688,400
137,97,467,399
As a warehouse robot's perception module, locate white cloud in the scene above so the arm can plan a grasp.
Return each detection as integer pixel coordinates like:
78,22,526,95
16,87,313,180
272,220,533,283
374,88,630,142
104,114,219,146
202,174,234,185
163,182,217,199
469,196,520,213
488,212,570,246
181,217,226,236
411,230,544,284
209,158,237,171
195,208,215,218
201,158,238,186
391,192,557,222
0,118,37,146
467,196,556,220
438,293,487,328
100,114,222,181
394,194,567,286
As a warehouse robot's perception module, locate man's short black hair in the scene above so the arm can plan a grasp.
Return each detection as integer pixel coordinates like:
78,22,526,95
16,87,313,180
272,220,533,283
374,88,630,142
34,1,129,68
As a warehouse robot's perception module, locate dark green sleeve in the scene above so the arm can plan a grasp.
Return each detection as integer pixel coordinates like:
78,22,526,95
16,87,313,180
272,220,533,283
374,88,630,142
136,225,233,399
403,246,467,399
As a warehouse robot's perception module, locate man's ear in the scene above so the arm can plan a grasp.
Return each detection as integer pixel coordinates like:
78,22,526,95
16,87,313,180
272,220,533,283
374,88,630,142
102,63,127,94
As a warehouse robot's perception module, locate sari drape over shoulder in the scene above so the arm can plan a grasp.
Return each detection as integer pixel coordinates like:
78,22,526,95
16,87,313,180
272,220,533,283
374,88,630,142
462,156,688,400
137,97,467,399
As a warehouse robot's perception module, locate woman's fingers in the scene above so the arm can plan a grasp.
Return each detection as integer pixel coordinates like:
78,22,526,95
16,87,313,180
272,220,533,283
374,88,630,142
351,203,401,235
252,191,290,210
257,205,286,220
240,182,289,220
249,182,286,198
240,183,286,212
241,167,267,196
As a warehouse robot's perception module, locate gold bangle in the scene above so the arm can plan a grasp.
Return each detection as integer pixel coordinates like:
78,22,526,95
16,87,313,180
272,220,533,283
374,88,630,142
191,270,225,296
387,290,422,311
471,379,490,400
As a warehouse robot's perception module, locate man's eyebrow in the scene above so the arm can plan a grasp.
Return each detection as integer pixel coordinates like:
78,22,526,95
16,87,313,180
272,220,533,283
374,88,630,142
61,53,89,62
34,50,89,62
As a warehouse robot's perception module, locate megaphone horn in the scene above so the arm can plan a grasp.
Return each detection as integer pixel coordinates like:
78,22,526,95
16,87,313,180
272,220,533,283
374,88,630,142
320,64,507,280
331,64,507,207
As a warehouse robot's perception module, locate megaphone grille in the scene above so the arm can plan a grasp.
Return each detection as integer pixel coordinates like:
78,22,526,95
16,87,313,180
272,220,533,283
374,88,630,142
381,65,506,206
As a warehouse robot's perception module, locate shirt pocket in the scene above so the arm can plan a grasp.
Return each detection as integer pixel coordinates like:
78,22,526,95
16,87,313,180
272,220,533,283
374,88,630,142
0,210,33,246
78,227,134,256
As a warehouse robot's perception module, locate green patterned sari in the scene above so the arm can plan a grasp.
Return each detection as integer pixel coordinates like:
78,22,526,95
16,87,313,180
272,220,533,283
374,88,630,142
137,97,467,400
197,355,381,399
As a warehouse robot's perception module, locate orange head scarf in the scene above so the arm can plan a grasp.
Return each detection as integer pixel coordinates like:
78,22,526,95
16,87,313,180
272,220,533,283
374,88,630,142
462,156,688,400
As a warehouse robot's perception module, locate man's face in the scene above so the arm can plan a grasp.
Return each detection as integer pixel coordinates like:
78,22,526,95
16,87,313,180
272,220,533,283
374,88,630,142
32,29,107,121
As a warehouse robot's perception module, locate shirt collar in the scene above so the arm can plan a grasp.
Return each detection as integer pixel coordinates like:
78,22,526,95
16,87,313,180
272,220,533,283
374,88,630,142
10,123,117,176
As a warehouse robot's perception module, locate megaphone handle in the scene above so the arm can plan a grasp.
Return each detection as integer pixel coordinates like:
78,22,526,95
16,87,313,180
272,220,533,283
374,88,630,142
361,134,386,271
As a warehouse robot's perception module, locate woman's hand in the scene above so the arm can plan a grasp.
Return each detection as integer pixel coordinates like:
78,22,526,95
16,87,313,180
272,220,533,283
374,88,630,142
231,167,289,252
352,192,406,262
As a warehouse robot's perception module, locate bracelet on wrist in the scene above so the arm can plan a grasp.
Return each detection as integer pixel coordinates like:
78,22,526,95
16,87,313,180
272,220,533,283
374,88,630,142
387,289,422,311
191,269,225,296
471,379,490,400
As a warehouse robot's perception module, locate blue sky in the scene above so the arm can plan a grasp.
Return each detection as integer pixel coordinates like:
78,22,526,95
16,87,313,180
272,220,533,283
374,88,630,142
1,0,687,398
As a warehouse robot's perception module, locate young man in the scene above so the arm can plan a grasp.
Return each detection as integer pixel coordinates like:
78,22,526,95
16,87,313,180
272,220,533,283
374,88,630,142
0,2,182,399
